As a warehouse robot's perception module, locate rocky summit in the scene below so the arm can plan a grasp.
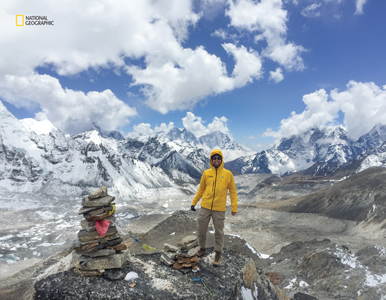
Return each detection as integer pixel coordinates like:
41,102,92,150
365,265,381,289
34,249,288,300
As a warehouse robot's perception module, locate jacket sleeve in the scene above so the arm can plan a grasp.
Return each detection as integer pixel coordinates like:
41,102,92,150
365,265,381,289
228,172,238,213
192,172,206,206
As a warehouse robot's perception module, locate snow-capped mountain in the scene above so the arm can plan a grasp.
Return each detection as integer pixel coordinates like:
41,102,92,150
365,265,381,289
0,101,254,197
122,126,255,178
226,125,386,176
0,101,187,198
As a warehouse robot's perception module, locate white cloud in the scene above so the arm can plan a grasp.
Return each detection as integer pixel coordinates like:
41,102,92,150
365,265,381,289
129,123,155,138
330,81,386,139
250,143,270,151
222,43,263,87
226,0,306,71
264,81,386,141
301,3,322,18
126,121,175,138
355,0,368,15
0,73,136,135
128,43,262,114
269,67,284,83
0,0,201,77
155,122,175,133
182,112,229,137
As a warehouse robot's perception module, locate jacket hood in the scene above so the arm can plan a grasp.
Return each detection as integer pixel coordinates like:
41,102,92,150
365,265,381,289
210,149,224,169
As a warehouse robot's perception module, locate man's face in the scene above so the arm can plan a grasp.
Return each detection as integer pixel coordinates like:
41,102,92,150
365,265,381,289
211,155,222,168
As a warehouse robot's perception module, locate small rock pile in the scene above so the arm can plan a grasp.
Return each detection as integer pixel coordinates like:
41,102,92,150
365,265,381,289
74,187,129,276
160,235,200,274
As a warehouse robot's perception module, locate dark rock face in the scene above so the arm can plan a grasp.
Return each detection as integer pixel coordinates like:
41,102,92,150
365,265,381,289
259,239,386,300
34,249,289,300
274,167,386,224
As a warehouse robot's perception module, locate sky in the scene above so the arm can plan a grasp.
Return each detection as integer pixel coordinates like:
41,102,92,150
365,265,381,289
0,0,386,151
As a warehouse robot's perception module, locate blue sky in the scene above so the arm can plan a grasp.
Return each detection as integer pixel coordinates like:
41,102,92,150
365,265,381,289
1,0,386,151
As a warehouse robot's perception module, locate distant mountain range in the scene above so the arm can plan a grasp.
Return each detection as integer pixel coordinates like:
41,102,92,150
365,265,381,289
0,101,253,198
1,100,386,198
225,124,386,177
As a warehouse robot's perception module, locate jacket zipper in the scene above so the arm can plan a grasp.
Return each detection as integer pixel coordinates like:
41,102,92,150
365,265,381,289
211,169,217,210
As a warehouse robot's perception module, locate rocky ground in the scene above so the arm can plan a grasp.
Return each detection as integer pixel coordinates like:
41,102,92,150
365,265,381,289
1,168,386,299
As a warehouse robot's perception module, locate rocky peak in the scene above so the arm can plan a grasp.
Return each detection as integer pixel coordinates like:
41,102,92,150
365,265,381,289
199,130,230,148
356,123,386,149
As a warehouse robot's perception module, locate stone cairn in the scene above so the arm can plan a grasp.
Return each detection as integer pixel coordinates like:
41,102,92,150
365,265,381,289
74,187,129,276
160,235,200,274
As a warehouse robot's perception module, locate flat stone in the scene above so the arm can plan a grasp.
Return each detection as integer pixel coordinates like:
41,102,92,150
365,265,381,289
173,262,182,269
88,186,108,200
163,251,176,260
85,210,114,221
112,244,127,251
73,268,104,277
84,205,112,218
77,249,116,258
82,195,115,207
80,219,96,231
84,238,123,254
73,242,99,251
78,206,102,215
164,243,178,252
177,235,197,247
177,256,199,264
79,250,130,270
178,246,200,258
180,240,198,251
160,254,175,266
77,226,117,242
103,269,126,281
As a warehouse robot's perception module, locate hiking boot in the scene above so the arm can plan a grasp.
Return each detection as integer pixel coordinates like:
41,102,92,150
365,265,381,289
196,248,206,257
213,251,221,267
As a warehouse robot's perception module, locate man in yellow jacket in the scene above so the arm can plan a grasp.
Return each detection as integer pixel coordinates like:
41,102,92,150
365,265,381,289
191,149,238,267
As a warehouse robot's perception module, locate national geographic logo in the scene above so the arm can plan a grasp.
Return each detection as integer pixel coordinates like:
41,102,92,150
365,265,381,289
16,15,54,26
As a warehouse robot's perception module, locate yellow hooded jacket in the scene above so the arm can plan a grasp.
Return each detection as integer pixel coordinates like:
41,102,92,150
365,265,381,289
191,149,238,212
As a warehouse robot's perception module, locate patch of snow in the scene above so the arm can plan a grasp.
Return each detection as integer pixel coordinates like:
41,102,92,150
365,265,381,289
284,277,297,290
0,254,20,263
365,271,386,287
334,246,358,268
240,283,258,300
170,232,175,235
299,281,309,287
125,271,139,281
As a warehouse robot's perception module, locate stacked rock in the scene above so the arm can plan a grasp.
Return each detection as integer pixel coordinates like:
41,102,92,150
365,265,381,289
160,235,200,273
74,187,129,276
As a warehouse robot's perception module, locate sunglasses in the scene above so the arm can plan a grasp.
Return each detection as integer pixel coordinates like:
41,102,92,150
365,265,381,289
211,156,222,161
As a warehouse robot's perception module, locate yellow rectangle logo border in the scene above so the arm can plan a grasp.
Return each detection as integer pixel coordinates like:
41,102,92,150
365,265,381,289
16,15,24,26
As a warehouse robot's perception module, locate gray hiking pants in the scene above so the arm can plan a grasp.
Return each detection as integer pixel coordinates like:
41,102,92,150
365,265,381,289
197,207,226,253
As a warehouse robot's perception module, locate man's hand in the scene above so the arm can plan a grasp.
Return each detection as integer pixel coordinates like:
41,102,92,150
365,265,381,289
231,212,237,216
191,205,196,212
